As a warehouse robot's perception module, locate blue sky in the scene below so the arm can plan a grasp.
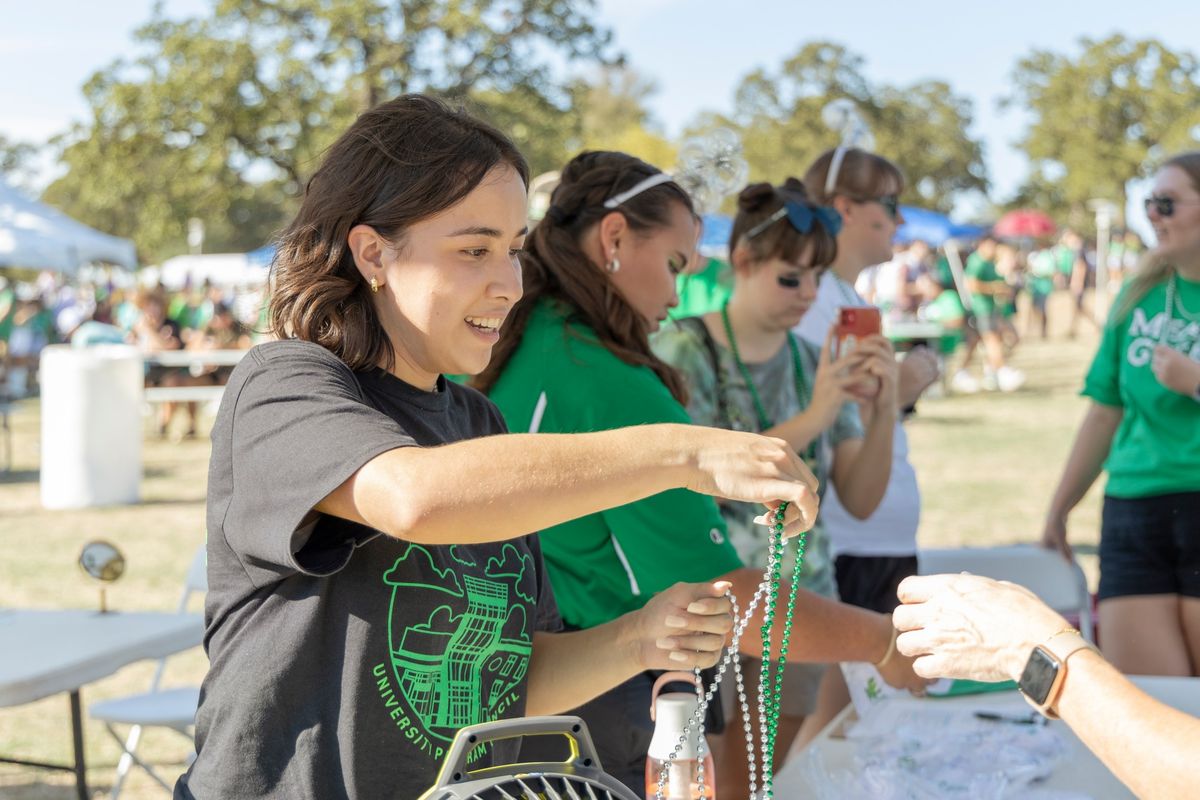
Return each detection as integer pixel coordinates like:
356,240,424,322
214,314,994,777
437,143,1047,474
2,0,1198,226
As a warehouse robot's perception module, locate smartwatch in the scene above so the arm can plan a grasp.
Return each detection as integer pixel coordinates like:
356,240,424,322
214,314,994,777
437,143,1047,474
1018,630,1093,719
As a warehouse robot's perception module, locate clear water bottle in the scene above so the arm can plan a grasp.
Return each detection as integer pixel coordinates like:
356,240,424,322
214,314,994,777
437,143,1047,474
645,672,716,799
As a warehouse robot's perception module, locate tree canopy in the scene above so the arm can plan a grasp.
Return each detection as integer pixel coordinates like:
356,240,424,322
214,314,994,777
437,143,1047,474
687,42,988,214
1006,34,1200,227
43,0,616,263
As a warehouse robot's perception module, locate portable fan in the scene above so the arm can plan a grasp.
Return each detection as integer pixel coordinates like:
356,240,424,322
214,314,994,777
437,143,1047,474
417,715,640,800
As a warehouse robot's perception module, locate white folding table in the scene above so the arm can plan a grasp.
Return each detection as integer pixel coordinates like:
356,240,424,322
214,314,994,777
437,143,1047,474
778,675,1200,798
0,608,204,799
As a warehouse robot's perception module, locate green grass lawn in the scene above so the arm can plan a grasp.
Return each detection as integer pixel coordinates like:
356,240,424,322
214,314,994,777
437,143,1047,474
0,303,1106,798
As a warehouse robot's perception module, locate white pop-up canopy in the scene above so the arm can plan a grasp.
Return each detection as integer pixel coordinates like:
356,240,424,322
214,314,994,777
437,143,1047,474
0,181,138,273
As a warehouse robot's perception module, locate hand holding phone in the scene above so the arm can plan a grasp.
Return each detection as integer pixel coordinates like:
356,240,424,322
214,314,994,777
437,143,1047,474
834,306,882,359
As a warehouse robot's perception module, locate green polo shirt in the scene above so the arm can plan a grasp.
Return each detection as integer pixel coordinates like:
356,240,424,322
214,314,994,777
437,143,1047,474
1082,275,1200,498
487,298,742,629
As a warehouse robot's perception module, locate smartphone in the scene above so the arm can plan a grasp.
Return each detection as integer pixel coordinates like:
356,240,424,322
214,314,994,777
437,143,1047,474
834,306,882,358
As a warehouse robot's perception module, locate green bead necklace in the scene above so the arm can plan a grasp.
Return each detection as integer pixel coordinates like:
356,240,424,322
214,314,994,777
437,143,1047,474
653,502,806,800
719,300,818,467
654,303,814,800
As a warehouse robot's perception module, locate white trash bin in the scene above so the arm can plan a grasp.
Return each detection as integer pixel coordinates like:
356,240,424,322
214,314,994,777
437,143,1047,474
40,344,143,509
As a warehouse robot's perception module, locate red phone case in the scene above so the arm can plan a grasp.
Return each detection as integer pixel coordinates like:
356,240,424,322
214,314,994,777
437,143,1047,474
835,306,882,356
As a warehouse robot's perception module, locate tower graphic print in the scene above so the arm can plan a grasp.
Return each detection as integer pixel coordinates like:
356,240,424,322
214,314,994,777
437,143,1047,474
383,542,533,743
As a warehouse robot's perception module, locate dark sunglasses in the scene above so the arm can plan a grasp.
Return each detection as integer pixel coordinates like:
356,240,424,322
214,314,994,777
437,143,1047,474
776,266,826,290
1144,195,1200,218
745,199,843,240
853,194,900,220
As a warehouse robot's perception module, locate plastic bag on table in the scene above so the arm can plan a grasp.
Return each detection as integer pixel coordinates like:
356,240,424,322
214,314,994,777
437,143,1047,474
804,704,1079,800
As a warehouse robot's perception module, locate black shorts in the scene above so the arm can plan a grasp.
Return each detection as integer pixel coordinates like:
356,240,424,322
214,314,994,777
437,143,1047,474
1098,492,1200,601
835,554,919,614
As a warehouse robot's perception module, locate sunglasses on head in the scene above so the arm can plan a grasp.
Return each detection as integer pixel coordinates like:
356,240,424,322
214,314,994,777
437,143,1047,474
1144,195,1200,218
745,199,843,240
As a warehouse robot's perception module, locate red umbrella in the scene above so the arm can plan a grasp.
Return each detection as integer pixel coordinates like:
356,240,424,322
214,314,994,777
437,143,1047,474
993,209,1057,239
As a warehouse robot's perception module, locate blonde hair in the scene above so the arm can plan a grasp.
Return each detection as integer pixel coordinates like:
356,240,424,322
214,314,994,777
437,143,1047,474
1111,151,1200,323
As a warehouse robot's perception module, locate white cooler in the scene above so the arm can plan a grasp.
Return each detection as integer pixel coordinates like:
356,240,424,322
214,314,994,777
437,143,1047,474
39,344,143,509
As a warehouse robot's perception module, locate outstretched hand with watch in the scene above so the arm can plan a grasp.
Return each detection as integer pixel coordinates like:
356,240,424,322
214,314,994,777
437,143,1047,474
891,571,1200,800
891,573,1093,714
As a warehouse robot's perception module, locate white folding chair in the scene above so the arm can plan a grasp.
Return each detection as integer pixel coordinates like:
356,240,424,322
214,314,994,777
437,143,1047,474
917,544,1094,642
89,547,206,798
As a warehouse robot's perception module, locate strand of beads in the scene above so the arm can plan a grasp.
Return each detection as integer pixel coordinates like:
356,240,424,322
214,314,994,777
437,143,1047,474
694,666,707,799
755,503,787,799
654,581,767,800
654,500,802,800
657,587,758,800
761,528,805,797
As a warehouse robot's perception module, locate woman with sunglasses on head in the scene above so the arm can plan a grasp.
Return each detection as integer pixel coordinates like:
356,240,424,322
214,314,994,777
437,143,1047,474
475,153,927,796
652,178,905,781
177,97,835,800
1042,152,1200,678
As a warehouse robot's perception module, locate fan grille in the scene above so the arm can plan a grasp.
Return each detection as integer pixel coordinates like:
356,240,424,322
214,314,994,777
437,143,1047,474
443,771,631,799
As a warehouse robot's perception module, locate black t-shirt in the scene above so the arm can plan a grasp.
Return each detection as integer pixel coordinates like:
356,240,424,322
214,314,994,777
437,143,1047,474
176,340,561,800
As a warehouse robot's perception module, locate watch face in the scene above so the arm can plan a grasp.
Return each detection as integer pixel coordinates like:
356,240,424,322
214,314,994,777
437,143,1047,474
1019,646,1059,705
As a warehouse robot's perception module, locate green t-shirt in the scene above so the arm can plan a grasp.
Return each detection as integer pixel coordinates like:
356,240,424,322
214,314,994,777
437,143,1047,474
1055,244,1077,277
965,252,1001,317
1029,250,1057,296
486,298,742,630
671,257,732,320
1082,275,1200,498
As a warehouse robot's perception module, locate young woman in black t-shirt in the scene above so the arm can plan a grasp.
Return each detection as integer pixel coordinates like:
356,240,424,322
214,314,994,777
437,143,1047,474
177,95,821,800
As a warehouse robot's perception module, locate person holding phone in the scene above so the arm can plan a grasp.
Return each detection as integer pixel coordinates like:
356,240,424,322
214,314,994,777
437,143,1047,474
653,178,901,772
1041,151,1200,678
794,148,936,617
784,147,943,752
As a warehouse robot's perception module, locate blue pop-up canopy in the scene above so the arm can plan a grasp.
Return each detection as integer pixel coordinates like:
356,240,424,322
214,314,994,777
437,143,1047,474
895,206,987,247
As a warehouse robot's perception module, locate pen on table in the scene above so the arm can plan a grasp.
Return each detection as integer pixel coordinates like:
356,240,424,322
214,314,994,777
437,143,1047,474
974,711,1046,725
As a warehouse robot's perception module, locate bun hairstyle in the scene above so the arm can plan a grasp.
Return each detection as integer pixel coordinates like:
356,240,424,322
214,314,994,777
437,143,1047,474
270,94,528,373
473,150,695,402
730,178,839,269
803,148,904,206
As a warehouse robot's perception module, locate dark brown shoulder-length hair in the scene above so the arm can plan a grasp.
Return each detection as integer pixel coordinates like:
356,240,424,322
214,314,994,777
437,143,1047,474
730,178,839,269
269,94,529,371
803,147,905,206
472,150,695,404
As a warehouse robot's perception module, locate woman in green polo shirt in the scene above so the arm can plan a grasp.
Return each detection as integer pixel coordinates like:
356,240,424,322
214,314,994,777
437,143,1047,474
1043,151,1200,677
474,150,926,795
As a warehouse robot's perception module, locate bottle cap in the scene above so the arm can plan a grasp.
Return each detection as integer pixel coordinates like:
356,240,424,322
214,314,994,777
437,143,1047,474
648,692,704,759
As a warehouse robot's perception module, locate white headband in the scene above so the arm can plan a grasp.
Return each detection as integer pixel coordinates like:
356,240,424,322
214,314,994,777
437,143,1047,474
825,146,849,197
602,173,675,209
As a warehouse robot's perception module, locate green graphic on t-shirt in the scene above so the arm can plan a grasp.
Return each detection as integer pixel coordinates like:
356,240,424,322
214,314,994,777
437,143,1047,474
382,543,533,745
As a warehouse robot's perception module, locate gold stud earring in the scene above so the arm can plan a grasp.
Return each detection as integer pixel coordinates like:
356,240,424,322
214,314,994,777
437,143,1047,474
370,276,380,293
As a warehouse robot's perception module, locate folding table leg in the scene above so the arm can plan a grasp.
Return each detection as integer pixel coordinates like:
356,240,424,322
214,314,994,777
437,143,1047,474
69,690,90,800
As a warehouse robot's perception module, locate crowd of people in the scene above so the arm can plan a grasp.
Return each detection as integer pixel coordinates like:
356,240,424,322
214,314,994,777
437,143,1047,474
857,226,1146,395
3,93,1198,800
0,277,261,436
